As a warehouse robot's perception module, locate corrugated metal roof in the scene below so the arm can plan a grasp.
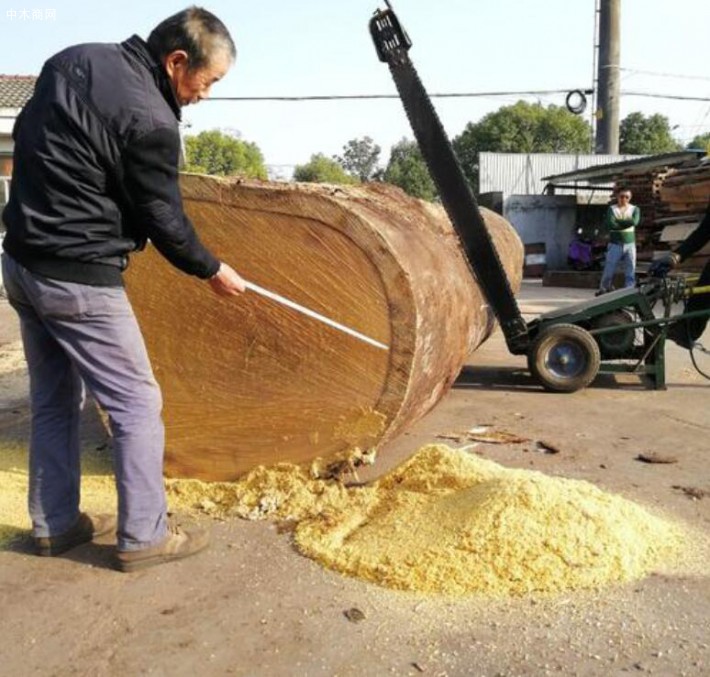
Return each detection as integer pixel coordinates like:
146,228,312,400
541,151,705,184
0,75,36,108
478,152,644,196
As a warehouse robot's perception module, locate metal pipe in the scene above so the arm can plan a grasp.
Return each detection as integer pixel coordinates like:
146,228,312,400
588,308,710,336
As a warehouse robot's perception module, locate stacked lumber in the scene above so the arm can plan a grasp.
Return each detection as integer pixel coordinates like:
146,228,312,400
613,159,709,271
658,161,710,272
125,175,524,481
660,163,710,213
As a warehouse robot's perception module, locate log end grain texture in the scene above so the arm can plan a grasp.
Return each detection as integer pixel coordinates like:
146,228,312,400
125,175,523,480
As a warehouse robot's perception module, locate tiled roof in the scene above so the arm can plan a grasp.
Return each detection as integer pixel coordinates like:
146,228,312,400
0,75,36,108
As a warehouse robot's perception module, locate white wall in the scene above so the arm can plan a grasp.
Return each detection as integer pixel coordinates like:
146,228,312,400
0,107,21,136
503,195,578,270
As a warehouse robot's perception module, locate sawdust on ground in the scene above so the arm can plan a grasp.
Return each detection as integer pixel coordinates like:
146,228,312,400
0,341,28,409
0,443,115,545
1,442,703,597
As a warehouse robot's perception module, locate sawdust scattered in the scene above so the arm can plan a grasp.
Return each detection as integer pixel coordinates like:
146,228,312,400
0,443,702,598
0,443,115,546
0,341,28,408
166,463,351,521
0,443,32,545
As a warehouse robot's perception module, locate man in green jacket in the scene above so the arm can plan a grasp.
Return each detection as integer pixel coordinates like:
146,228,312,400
597,188,641,294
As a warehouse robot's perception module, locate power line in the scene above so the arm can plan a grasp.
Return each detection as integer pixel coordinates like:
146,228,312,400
209,89,585,102
672,123,710,130
621,92,710,103
618,67,710,82
208,90,710,103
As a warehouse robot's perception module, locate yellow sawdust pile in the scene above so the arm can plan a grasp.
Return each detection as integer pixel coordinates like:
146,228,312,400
170,445,693,596
294,445,689,595
0,443,698,596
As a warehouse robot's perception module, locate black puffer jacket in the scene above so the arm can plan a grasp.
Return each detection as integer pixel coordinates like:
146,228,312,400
2,35,220,286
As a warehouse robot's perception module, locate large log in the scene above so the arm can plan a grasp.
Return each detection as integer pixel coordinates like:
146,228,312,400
125,175,523,480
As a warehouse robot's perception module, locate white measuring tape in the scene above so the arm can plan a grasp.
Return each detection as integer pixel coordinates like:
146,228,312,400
244,280,389,351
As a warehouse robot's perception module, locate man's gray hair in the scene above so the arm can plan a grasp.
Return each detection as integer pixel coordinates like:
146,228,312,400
148,6,236,70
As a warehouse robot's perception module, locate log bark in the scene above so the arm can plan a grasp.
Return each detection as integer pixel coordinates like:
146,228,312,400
125,175,523,480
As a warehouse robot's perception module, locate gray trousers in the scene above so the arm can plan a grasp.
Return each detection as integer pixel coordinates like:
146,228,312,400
2,253,167,551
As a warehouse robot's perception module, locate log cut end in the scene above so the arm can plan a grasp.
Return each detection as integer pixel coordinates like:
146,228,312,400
125,175,523,480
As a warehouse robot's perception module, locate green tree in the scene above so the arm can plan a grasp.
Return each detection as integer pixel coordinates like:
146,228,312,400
335,136,381,182
293,153,357,184
383,138,437,201
452,101,591,192
184,130,267,179
687,132,710,154
619,112,682,155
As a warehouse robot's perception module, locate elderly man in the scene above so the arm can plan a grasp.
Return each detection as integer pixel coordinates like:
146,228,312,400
1,7,244,571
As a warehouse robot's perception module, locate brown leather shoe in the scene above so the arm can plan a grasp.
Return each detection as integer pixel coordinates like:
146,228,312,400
35,512,117,557
115,520,210,573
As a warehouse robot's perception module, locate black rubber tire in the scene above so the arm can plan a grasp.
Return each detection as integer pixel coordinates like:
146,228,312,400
528,323,601,393
591,310,635,359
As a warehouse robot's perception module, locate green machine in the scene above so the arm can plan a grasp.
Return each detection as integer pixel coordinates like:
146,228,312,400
524,278,710,391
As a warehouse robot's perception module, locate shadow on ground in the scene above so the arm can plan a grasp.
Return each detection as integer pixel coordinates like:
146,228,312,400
454,365,635,392
1,531,118,570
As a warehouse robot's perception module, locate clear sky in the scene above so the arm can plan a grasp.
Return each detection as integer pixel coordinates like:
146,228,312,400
2,0,709,177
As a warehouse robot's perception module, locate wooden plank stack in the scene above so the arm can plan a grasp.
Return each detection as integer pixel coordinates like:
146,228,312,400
658,162,710,272
614,158,709,272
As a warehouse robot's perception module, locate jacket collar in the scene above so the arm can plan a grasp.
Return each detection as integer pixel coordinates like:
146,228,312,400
121,34,182,121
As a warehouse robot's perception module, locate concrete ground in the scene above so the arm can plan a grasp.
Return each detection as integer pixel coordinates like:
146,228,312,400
0,281,708,677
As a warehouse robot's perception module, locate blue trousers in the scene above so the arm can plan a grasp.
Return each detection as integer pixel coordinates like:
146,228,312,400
1,253,167,551
600,242,636,292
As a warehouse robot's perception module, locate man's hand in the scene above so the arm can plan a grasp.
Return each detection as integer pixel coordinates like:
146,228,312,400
208,262,246,296
649,252,681,278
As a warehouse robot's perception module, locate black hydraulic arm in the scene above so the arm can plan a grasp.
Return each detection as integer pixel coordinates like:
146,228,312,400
370,4,529,353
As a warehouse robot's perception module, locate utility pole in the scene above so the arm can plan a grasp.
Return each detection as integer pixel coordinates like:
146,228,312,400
595,0,621,154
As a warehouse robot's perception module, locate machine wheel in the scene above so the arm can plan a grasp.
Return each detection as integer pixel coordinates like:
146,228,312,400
591,309,635,359
528,324,601,393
